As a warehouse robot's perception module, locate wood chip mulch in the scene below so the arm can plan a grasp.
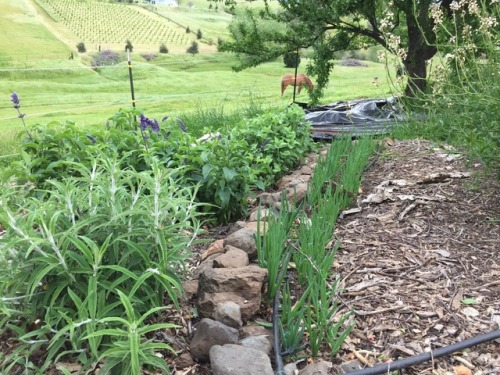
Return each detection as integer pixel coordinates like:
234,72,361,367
333,139,500,374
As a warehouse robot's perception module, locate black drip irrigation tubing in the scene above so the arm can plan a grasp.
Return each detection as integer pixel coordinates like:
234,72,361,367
347,329,500,375
273,286,285,375
272,252,292,375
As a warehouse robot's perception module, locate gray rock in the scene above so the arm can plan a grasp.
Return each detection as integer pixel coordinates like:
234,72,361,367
248,208,274,222
228,221,268,235
239,322,274,346
284,362,298,375
213,246,249,268
286,182,309,204
192,253,221,279
300,165,313,175
214,301,243,328
189,318,239,362
339,359,363,373
238,335,272,356
175,352,195,369
257,192,282,207
197,266,268,321
299,360,333,375
181,279,198,302
224,228,258,260
209,344,274,375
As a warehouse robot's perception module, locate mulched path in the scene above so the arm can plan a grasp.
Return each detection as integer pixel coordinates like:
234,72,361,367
332,139,500,374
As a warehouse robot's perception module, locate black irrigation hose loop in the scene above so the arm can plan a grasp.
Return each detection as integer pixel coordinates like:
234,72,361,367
273,286,285,375
347,329,500,375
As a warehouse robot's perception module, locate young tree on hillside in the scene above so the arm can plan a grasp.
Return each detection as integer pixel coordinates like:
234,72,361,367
76,42,86,53
187,41,199,55
125,39,134,52
209,0,456,102
159,43,169,54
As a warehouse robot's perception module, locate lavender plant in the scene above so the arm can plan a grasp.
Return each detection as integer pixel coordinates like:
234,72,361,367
10,92,33,141
92,49,122,68
0,151,203,372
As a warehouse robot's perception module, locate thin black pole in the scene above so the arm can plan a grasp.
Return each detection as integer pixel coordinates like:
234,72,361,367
127,49,136,108
292,48,299,103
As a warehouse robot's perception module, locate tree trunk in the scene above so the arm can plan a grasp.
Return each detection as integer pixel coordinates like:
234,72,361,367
404,3,437,97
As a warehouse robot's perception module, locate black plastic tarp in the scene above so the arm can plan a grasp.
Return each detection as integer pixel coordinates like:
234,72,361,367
301,97,407,139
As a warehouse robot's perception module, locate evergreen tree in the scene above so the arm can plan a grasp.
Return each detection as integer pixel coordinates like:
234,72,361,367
187,41,199,55
76,42,86,53
125,39,133,52
159,43,169,54
283,50,300,68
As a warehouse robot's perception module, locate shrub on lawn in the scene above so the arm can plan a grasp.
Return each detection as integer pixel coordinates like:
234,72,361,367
159,43,169,54
91,49,122,68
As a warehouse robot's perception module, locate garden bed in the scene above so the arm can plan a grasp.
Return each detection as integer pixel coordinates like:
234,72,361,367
182,139,499,374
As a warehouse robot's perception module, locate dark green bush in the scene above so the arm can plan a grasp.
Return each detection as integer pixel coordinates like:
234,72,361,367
125,39,133,52
76,42,86,53
159,43,169,53
187,41,199,55
283,50,301,68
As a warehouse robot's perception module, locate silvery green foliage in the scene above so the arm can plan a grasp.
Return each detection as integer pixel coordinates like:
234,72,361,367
0,151,202,373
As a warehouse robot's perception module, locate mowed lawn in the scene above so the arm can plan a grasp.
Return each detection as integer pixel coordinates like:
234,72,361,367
0,0,399,156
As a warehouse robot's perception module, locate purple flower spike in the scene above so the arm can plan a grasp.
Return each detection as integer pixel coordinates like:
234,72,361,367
151,119,160,133
10,92,20,109
177,118,187,133
86,134,97,144
161,115,169,122
139,114,149,131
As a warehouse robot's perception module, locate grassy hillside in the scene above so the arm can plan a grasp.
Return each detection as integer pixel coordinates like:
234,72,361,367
0,0,397,157
0,0,71,67
34,0,205,53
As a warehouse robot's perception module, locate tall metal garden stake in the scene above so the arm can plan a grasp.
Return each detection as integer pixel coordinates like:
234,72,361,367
292,48,299,103
127,48,136,109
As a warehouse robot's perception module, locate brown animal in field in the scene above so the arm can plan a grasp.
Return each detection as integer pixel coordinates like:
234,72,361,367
281,74,315,96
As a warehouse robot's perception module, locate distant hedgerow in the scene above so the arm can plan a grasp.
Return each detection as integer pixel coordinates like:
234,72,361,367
284,50,301,68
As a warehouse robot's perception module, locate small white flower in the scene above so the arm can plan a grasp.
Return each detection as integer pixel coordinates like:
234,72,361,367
146,268,161,275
